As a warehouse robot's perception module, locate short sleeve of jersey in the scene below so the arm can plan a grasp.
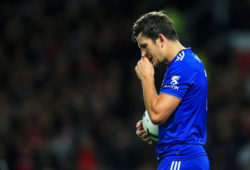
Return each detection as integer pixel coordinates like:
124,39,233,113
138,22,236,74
160,63,197,100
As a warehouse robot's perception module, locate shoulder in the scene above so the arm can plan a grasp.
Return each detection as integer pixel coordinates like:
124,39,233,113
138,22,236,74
165,50,203,84
168,57,194,75
170,49,203,73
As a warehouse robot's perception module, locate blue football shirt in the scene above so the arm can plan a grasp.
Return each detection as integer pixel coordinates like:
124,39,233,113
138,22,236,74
157,48,208,161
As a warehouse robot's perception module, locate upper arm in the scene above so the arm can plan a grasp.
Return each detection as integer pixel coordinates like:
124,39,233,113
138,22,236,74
154,63,197,124
154,93,181,124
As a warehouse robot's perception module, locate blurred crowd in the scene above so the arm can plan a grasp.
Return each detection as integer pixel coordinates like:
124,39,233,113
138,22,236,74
0,0,249,170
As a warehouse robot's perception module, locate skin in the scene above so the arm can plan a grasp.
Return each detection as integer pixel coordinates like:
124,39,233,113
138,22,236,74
135,33,186,144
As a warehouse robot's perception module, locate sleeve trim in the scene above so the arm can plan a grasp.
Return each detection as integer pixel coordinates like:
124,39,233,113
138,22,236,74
159,92,183,101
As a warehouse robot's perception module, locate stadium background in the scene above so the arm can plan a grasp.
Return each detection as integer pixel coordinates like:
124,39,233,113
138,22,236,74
0,0,249,170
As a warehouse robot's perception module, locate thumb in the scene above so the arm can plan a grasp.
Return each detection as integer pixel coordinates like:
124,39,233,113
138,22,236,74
136,120,142,128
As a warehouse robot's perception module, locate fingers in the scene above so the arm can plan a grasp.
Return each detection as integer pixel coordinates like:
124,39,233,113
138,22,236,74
135,59,147,80
136,128,145,137
141,132,153,145
135,57,153,75
142,56,150,63
136,123,153,145
136,120,142,129
135,60,142,72
141,130,149,138
135,61,141,79
136,129,147,139
135,58,144,69
135,57,152,70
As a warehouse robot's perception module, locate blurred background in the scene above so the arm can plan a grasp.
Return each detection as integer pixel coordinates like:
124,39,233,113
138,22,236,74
0,0,249,170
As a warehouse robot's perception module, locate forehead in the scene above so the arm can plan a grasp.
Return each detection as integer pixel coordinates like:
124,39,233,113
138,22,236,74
136,33,153,45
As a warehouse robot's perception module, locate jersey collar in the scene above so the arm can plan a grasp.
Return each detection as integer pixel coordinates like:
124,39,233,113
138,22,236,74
168,48,192,66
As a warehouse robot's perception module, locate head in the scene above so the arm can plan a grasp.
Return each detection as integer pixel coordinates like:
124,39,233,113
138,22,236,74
132,11,178,66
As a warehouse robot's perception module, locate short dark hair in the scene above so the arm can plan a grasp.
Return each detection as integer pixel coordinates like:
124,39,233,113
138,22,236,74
132,11,178,42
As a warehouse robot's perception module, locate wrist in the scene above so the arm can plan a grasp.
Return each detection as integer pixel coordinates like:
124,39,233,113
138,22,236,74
141,76,154,86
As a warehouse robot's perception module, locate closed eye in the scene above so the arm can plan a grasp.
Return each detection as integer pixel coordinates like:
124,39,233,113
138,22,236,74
140,43,147,49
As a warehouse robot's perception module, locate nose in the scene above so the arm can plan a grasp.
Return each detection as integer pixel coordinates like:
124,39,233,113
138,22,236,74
141,49,147,58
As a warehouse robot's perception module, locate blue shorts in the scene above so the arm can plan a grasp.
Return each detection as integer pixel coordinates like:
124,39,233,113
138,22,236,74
157,155,210,170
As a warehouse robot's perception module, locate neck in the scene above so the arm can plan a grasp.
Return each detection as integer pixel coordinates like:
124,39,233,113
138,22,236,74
165,41,186,63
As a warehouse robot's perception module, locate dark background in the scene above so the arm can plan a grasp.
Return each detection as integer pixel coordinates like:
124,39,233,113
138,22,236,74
0,0,249,170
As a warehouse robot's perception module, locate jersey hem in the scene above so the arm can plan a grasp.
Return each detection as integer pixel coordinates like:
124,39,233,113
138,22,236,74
158,152,207,163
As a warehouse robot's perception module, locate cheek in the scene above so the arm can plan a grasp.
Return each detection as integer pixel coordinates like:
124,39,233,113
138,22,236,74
145,50,152,57
149,49,156,55
157,49,164,59
151,50,158,58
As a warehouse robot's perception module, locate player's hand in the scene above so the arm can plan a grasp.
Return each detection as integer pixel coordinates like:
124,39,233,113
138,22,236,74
136,120,152,145
135,57,154,81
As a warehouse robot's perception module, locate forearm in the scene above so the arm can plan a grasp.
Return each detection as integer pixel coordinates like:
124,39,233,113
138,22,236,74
141,77,161,124
135,57,178,124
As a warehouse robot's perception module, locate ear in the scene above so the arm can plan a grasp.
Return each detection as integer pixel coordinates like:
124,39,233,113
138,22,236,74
157,34,166,47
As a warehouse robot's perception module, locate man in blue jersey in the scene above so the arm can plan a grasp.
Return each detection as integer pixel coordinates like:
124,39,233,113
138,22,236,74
133,11,210,170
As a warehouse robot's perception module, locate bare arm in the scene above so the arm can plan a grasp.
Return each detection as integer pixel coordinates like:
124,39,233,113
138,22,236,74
135,57,181,125
141,77,181,124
